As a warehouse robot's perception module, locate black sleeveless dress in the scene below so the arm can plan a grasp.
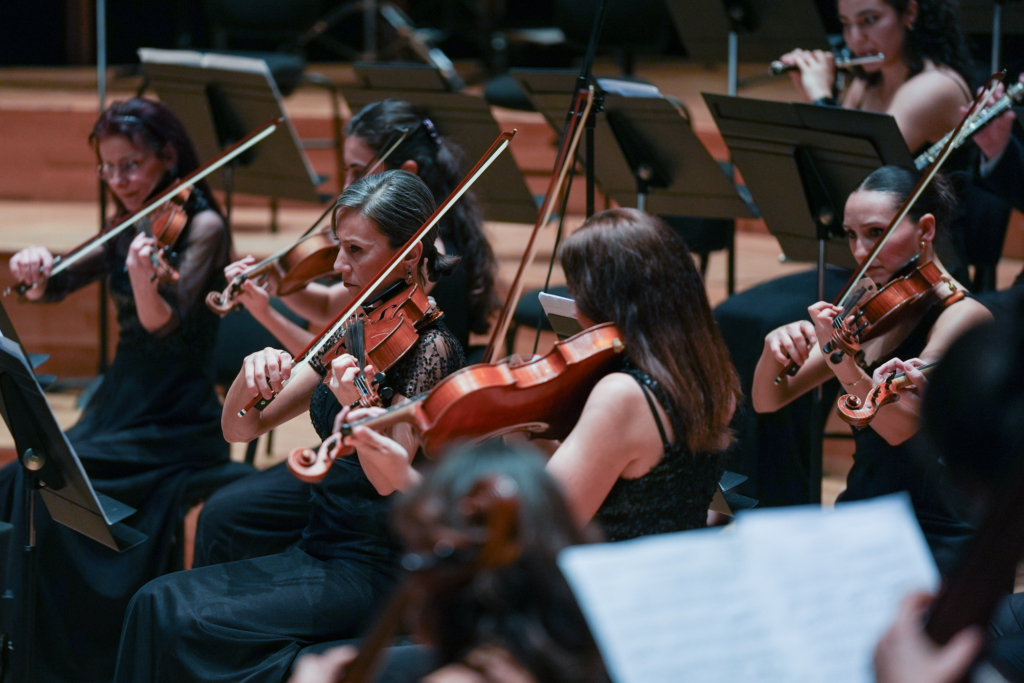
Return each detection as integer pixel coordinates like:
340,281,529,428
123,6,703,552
114,322,465,683
594,365,728,541
0,190,231,683
836,305,975,575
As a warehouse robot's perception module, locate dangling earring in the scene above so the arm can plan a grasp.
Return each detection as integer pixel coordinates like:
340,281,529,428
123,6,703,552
405,265,413,283
919,239,927,254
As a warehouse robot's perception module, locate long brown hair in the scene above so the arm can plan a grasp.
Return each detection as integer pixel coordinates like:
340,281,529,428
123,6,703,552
560,208,740,452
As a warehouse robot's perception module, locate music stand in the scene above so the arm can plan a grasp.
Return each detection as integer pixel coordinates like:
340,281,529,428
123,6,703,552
665,0,832,95
138,48,325,211
513,70,755,219
340,63,538,224
704,94,914,271
704,93,913,503
0,301,144,682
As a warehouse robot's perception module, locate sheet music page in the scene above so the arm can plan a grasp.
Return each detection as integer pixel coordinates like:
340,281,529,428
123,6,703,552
558,495,938,683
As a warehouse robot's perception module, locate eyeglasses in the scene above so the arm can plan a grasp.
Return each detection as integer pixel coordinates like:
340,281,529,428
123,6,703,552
97,158,145,182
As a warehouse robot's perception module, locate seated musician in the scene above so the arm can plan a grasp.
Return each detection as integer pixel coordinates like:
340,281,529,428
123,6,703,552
779,0,972,152
751,166,991,574
193,99,499,569
114,170,467,683
333,207,742,541
290,443,610,683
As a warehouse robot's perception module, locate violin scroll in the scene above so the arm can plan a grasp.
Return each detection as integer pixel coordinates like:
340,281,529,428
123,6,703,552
835,381,902,428
288,433,353,483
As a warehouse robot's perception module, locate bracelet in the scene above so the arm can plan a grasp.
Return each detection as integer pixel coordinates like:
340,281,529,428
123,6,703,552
839,375,869,389
813,96,839,107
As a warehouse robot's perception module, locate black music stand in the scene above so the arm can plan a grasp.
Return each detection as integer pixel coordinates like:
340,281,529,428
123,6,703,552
340,63,538,224
704,93,913,502
138,48,325,220
665,0,833,96
0,302,144,683
514,70,755,219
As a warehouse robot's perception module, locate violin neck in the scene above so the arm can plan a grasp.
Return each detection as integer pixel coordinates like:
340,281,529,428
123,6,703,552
343,397,427,436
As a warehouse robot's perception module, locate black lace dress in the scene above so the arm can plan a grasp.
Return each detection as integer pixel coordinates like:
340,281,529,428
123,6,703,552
0,190,231,683
593,365,727,542
114,322,465,683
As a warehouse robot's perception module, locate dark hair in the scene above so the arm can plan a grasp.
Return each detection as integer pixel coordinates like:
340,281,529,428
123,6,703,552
347,100,499,335
559,208,741,453
90,98,221,217
394,442,609,683
854,165,959,265
332,169,459,282
856,0,972,83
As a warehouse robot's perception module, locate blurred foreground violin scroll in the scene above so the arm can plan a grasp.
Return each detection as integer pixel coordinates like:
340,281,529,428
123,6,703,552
288,323,625,483
239,129,516,417
836,360,938,428
205,127,413,315
4,118,282,298
772,74,1004,385
330,475,522,683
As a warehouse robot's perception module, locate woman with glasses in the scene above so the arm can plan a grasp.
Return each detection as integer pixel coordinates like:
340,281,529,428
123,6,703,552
0,98,231,683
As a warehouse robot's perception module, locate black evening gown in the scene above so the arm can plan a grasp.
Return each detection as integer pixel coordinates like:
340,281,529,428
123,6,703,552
114,322,465,683
0,192,231,683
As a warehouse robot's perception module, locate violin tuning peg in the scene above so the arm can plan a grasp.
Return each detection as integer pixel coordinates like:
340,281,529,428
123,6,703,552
830,351,845,365
374,372,387,385
380,387,394,402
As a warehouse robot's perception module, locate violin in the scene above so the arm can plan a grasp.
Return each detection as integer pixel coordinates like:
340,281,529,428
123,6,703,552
823,258,963,368
773,73,1003,384
5,118,282,298
205,126,414,315
287,322,625,482
238,130,516,417
139,184,194,284
835,360,937,427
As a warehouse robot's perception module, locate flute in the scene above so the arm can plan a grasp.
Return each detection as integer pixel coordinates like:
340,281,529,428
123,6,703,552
769,53,884,75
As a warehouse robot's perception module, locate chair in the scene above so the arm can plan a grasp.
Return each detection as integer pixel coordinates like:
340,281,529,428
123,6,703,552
173,460,257,570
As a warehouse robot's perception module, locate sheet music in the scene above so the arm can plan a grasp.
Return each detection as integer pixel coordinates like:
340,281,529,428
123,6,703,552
558,495,938,683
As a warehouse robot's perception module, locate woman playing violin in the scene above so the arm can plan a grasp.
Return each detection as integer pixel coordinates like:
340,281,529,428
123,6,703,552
225,99,497,355
751,166,991,573
191,100,500,568
334,208,741,540
0,98,231,683
114,170,467,683
779,0,972,151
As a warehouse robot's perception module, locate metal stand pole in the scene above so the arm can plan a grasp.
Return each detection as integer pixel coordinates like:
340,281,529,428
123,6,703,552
363,0,378,61
728,31,739,97
992,2,1004,74
17,449,45,683
809,238,826,505
96,0,109,374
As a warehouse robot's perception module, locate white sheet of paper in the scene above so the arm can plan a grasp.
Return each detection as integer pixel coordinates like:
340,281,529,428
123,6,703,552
558,495,938,683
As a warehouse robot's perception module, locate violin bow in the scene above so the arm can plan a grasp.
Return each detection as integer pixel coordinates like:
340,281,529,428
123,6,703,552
239,129,516,416
225,126,414,289
5,118,283,297
773,72,1004,383
482,86,595,363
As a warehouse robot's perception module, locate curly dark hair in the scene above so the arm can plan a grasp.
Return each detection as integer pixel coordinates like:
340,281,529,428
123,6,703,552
347,100,499,336
858,0,973,83
90,98,221,219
